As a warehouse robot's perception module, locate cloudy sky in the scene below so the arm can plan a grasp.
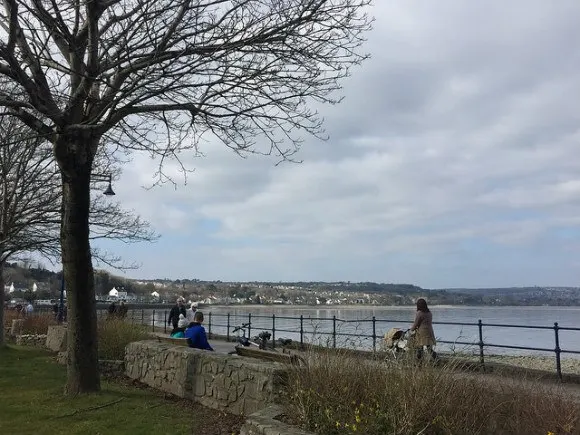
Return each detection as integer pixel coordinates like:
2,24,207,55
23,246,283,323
95,1,580,289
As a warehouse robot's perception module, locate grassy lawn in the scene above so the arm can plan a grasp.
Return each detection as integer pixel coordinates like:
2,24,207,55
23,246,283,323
0,345,244,435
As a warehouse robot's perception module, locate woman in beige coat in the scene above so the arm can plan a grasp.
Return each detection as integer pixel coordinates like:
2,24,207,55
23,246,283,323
410,298,437,360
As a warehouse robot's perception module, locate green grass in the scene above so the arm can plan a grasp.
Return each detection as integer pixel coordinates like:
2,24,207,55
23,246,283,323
0,346,243,435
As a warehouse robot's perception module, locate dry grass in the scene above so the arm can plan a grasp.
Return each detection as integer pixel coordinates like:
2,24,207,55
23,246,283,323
285,349,579,435
22,313,58,334
98,318,150,360
2,309,19,327
3,310,57,334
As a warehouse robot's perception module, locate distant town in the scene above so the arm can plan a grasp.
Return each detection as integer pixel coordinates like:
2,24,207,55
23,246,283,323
3,262,580,307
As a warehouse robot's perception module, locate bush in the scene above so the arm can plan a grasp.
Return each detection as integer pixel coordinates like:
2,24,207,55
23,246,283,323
286,349,579,435
3,310,57,334
22,313,57,334
3,309,18,328
98,318,149,360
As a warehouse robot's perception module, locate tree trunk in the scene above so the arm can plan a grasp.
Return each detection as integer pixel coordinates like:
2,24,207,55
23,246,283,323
0,261,5,347
59,148,100,394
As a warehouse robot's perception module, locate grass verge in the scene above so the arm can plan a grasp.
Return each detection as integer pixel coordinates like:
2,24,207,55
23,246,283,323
0,345,245,435
285,349,580,434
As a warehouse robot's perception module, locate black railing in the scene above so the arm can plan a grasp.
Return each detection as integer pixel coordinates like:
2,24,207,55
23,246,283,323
27,305,579,381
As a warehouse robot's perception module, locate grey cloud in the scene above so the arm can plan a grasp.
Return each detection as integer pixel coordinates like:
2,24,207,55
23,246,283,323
99,1,580,286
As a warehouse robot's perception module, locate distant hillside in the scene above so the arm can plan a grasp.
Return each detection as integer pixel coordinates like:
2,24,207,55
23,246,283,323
3,262,580,306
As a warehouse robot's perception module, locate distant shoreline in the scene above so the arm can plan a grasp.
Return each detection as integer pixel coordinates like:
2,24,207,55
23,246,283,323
199,304,580,310
91,303,580,310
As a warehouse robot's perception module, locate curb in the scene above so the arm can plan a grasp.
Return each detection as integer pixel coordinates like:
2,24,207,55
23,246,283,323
240,405,314,435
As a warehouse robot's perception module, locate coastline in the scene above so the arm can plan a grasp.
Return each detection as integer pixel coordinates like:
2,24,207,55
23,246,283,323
203,304,580,310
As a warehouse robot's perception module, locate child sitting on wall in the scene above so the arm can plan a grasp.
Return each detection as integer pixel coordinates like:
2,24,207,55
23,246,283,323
170,314,188,338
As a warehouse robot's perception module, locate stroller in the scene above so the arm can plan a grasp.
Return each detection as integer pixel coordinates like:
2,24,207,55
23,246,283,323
383,328,438,362
382,327,411,359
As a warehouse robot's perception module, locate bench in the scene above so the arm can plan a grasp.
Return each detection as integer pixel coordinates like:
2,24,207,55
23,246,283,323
235,346,305,366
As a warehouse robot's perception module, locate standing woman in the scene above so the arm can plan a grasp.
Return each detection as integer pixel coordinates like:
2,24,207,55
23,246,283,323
410,298,437,360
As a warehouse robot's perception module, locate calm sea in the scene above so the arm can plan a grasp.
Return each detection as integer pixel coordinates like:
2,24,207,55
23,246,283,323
131,305,580,359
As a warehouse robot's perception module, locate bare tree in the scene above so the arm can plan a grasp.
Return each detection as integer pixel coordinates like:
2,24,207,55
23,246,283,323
0,0,372,393
0,115,156,347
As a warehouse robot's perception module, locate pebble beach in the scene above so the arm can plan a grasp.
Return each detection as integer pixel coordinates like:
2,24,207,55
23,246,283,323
448,353,580,375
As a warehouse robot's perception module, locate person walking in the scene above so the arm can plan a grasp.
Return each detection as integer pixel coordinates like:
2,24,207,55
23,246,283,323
118,300,128,318
410,298,437,361
168,297,187,330
185,301,198,326
108,301,117,319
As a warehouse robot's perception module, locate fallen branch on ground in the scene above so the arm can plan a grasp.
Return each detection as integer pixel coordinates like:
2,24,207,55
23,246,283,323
55,398,124,418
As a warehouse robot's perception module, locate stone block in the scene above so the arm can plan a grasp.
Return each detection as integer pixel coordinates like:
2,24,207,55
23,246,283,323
10,319,24,336
240,405,315,435
46,325,67,352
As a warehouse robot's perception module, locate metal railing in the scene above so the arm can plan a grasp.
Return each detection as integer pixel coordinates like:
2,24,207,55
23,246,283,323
32,306,578,381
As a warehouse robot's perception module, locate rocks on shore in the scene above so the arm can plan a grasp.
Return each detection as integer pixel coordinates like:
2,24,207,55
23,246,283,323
448,353,580,375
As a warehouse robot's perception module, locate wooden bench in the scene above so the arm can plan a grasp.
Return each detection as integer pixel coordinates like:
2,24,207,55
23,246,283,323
235,346,305,366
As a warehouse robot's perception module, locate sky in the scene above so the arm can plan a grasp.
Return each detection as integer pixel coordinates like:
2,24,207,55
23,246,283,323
94,1,580,289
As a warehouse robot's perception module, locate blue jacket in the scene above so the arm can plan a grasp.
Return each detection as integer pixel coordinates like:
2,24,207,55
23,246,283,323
184,323,213,351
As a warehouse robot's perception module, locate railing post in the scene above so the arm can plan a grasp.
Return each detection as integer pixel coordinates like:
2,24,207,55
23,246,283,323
141,309,144,325
554,322,562,381
227,313,231,342
372,316,377,352
248,313,252,338
332,315,337,348
152,309,156,332
478,319,485,368
300,315,304,349
164,311,167,334
272,314,276,349
208,312,212,338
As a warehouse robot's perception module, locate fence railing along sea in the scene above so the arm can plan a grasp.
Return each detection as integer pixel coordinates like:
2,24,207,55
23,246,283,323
88,304,580,380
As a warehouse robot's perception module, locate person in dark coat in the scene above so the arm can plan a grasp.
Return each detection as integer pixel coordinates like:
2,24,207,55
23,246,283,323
168,297,186,330
108,301,117,318
118,301,128,318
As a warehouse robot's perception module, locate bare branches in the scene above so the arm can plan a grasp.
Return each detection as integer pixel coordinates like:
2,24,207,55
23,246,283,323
0,115,157,268
0,0,371,392
0,0,372,183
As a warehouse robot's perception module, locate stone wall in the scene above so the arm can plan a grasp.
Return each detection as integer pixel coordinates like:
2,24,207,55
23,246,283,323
125,340,289,415
15,334,47,348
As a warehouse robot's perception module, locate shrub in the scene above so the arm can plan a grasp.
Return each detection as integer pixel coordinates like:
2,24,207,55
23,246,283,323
98,318,149,360
286,349,579,435
22,313,57,334
3,309,18,328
